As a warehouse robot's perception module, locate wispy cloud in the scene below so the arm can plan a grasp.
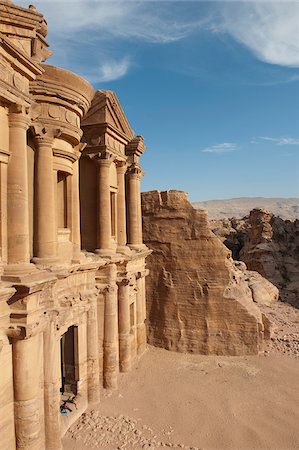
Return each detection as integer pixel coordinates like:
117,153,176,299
82,57,131,83
24,1,205,44
219,2,299,67
18,0,299,83
253,136,299,146
202,142,238,154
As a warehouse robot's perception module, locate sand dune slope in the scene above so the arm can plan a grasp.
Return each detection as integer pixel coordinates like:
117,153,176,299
64,346,299,450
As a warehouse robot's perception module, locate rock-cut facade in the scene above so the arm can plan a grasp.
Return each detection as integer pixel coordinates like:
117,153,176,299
0,1,150,449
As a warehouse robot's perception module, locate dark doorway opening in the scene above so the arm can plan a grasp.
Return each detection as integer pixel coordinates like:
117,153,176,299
60,325,78,395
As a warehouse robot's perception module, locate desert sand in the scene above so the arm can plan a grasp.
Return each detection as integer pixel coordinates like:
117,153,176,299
63,303,299,450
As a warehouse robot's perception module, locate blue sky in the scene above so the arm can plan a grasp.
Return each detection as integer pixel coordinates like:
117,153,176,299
21,1,299,201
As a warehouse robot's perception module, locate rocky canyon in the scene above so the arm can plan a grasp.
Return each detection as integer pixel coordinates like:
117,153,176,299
210,208,299,308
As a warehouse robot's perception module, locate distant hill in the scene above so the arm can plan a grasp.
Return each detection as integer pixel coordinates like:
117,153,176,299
192,197,299,220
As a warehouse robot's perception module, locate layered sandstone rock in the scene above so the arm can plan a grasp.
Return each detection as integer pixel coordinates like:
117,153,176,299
211,209,299,307
142,190,277,356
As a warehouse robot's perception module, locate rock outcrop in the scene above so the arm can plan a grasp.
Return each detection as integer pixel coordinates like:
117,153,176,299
211,209,299,308
142,190,278,356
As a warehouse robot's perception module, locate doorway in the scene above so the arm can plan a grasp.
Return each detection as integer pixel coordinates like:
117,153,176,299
60,326,78,395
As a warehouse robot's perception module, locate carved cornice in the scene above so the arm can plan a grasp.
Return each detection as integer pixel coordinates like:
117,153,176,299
0,2,51,62
30,65,94,145
0,33,43,78
30,65,94,117
82,90,134,142
126,135,145,157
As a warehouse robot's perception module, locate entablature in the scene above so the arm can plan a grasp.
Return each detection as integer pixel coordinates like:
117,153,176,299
0,32,43,106
0,1,51,62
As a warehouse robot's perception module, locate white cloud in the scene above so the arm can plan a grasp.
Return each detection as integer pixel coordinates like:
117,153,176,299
259,136,299,145
202,142,238,154
82,57,131,83
20,1,205,44
219,2,299,67
18,0,299,83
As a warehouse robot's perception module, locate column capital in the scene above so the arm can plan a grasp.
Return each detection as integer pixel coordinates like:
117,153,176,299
93,149,115,167
136,270,147,280
6,318,47,341
127,163,142,177
8,104,30,129
117,277,131,287
32,125,62,147
115,160,128,174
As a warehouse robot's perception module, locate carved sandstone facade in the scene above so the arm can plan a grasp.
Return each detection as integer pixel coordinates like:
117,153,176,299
0,2,149,449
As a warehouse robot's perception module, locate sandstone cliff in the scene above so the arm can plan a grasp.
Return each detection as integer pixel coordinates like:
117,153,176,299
211,209,299,308
142,191,278,356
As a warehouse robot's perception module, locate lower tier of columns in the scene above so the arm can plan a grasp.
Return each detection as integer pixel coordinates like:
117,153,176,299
0,261,148,450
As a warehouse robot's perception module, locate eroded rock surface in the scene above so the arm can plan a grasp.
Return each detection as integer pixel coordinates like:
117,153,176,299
142,190,278,356
211,209,299,308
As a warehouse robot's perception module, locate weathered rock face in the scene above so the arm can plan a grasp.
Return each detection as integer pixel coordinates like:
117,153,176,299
142,190,277,356
211,209,299,308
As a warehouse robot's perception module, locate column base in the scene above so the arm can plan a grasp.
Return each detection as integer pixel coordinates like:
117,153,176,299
128,243,148,252
31,256,60,267
2,262,40,283
72,251,86,264
116,245,132,255
95,248,116,257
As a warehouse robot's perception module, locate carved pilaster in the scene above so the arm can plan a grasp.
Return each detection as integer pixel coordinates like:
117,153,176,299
87,293,100,402
117,278,132,372
126,163,143,248
5,105,35,274
32,127,59,264
116,160,128,251
103,264,119,389
12,334,43,450
93,151,116,254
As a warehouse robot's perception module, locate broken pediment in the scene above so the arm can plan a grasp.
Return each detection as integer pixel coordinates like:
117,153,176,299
82,90,134,141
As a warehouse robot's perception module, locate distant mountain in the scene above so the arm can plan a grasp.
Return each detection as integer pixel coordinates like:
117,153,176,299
192,197,299,220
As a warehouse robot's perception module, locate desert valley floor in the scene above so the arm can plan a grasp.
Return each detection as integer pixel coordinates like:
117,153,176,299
63,301,299,450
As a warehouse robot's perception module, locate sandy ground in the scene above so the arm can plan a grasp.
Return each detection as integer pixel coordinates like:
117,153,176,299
63,302,299,450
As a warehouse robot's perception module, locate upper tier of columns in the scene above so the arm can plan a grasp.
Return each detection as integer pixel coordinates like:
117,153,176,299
32,131,58,264
6,106,36,274
126,163,144,249
94,151,115,255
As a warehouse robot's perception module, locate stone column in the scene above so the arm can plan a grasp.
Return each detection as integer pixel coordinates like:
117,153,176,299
33,133,57,263
136,274,147,355
118,278,131,372
87,294,100,403
136,171,144,246
126,164,141,248
95,152,114,254
72,159,81,262
6,107,33,271
0,159,8,265
13,335,42,450
43,324,62,450
116,161,127,252
103,264,118,389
